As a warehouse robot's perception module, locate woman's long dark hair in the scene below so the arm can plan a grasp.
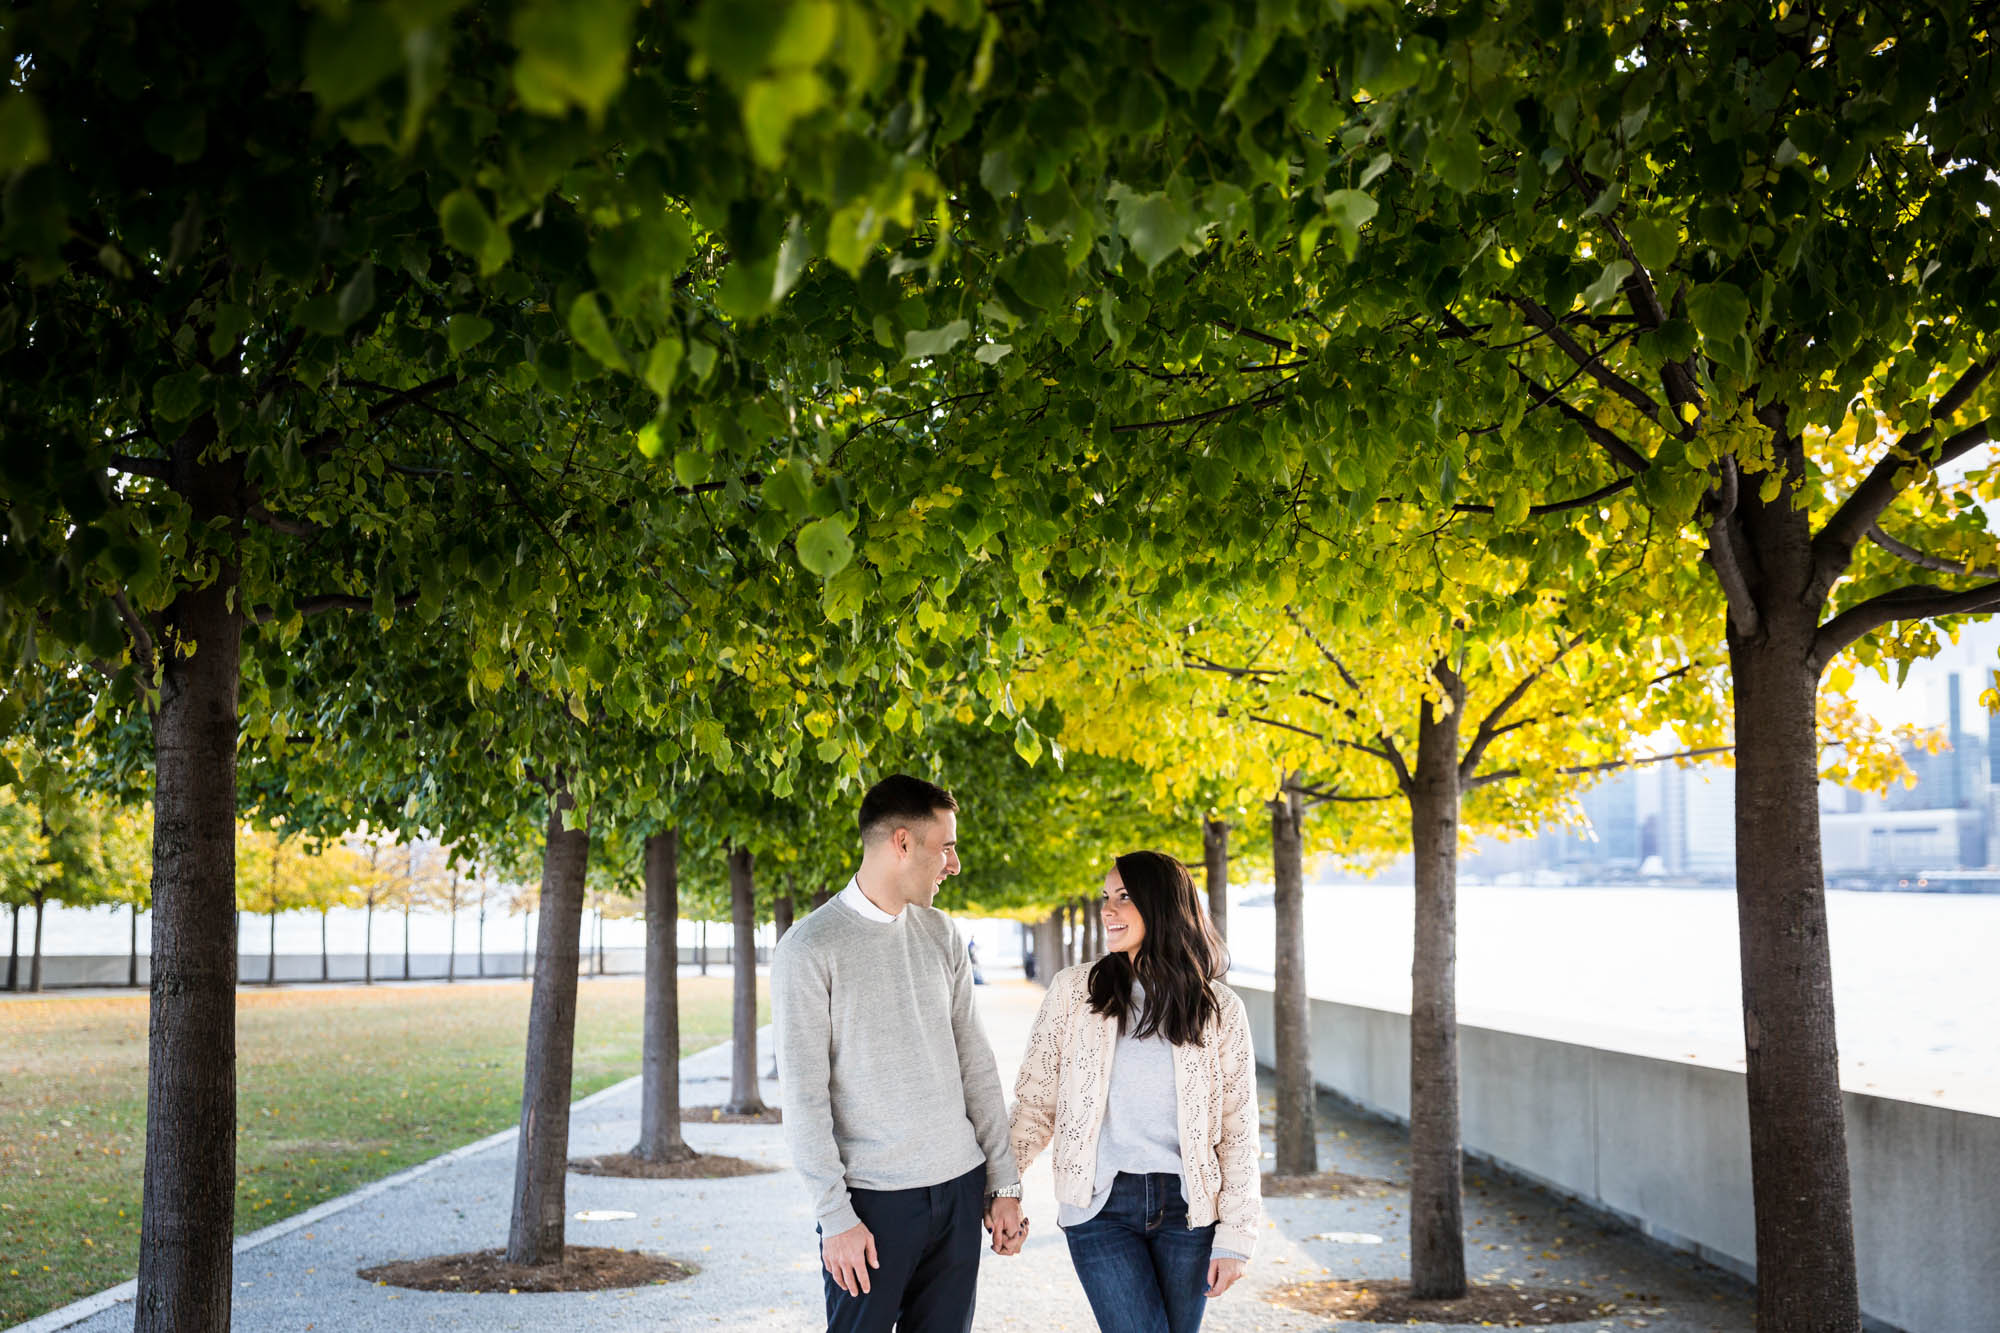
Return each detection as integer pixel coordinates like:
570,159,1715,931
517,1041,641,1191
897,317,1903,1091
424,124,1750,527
1086,850,1229,1046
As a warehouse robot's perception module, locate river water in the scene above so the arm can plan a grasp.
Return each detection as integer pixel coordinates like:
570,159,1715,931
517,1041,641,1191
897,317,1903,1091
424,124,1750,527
1224,883,2000,1115
18,883,2000,1115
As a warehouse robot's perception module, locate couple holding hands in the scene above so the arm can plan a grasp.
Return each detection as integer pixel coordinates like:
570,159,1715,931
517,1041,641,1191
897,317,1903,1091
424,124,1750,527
774,775,1262,1333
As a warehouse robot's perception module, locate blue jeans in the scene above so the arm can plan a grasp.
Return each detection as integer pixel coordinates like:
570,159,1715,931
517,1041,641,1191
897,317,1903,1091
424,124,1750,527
1063,1172,1217,1333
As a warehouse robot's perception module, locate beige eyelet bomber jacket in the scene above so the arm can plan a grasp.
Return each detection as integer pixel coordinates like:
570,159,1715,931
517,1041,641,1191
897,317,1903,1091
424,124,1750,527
1007,964,1262,1258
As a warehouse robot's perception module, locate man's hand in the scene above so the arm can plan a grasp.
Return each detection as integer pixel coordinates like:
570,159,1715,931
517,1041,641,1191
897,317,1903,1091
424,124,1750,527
822,1221,879,1297
1205,1256,1245,1298
984,1196,1027,1255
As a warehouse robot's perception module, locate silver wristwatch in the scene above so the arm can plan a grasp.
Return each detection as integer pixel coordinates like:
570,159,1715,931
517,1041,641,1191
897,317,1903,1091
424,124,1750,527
987,1183,1023,1200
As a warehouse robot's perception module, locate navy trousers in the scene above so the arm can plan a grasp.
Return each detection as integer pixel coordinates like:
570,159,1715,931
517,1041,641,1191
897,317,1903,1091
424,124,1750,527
821,1163,985,1333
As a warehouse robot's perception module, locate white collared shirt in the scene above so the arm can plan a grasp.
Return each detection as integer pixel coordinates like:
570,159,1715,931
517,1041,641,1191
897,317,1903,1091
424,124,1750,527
838,875,903,924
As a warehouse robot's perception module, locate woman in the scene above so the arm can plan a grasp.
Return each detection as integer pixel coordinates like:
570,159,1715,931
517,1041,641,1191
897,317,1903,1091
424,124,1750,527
1008,850,1261,1333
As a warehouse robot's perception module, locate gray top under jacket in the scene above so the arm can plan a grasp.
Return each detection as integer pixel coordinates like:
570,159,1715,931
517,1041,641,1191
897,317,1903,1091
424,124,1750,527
1059,982,1249,1263
772,883,1019,1237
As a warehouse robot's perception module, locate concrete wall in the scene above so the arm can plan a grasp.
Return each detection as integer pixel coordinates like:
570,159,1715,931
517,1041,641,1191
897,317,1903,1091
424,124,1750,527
1231,982,2000,1333
10,947,770,991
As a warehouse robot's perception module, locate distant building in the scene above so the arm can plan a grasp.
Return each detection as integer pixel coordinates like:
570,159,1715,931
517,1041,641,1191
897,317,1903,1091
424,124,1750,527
1661,763,1735,876
1821,808,1986,873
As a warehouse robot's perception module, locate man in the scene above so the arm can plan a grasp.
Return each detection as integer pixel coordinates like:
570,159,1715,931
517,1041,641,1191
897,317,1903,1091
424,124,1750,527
774,774,1027,1332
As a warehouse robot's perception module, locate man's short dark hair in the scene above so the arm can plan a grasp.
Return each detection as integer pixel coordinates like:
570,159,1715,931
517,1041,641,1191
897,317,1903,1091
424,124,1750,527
859,774,958,844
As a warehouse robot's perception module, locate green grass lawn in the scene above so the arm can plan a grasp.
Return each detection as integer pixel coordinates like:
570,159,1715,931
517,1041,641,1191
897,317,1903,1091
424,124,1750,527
0,974,766,1325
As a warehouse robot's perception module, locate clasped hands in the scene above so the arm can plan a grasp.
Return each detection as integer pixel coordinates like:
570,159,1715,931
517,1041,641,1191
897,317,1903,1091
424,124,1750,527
821,1198,1027,1297
984,1195,1028,1255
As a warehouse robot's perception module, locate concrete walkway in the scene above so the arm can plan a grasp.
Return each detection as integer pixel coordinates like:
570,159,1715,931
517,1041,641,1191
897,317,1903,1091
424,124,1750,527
22,980,1756,1332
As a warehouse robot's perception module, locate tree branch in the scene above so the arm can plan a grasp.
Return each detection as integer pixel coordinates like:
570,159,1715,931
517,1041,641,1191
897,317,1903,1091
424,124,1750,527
1865,526,2000,580
257,590,422,623
111,589,156,685
1112,391,1286,434
1453,476,1637,517
1209,319,1298,352
1705,456,1762,638
1510,295,1663,419
1514,369,1654,474
1458,633,1586,780
1294,784,1396,807
1811,578,2000,673
1813,353,1999,581
108,454,171,480
1465,745,1735,789
247,504,317,538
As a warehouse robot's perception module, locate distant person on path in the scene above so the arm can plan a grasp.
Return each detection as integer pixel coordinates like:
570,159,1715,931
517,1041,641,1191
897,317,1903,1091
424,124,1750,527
774,774,1026,1333
1007,851,1260,1333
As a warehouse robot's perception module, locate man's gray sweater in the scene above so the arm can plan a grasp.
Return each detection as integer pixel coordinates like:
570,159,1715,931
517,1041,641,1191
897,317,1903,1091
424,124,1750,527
773,893,1019,1236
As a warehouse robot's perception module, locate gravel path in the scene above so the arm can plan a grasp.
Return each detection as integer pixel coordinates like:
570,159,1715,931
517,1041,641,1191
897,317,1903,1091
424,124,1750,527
22,980,1756,1333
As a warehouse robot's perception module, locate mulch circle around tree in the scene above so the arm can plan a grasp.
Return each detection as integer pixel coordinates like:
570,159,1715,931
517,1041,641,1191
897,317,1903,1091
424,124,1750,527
1269,1278,1607,1325
680,1104,783,1124
569,1150,776,1179
359,1245,696,1294
1260,1169,1402,1198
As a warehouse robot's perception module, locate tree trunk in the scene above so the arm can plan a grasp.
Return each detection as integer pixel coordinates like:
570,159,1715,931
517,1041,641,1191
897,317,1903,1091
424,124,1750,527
1270,782,1315,1177
506,788,590,1267
402,903,411,981
725,845,767,1115
7,902,18,990
29,890,45,992
635,831,693,1163
477,898,486,978
266,908,277,986
129,903,141,988
447,877,459,982
810,887,830,911
1728,451,1861,1331
1091,895,1104,956
774,884,795,944
364,895,374,984
135,448,243,1333
1408,679,1467,1300
1203,818,1229,942
698,919,708,975
319,909,328,983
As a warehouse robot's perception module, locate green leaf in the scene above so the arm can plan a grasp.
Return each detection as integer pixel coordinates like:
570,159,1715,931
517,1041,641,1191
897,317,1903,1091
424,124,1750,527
0,95,50,173
1623,216,1679,272
1686,281,1752,349
1109,185,1193,272
304,5,403,110
974,342,1013,365
447,314,494,354
152,370,207,422
905,319,970,361
795,516,854,579
822,563,869,621
438,189,511,276
335,261,376,327
1012,717,1043,765
1321,189,1379,257
512,0,637,121
566,292,627,372
643,335,685,398
673,449,709,487
742,70,829,168
1428,131,1483,193
1582,260,1633,309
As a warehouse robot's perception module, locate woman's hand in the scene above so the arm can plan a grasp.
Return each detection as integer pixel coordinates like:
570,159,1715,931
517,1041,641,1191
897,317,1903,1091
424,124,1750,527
1206,1256,1245,1298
